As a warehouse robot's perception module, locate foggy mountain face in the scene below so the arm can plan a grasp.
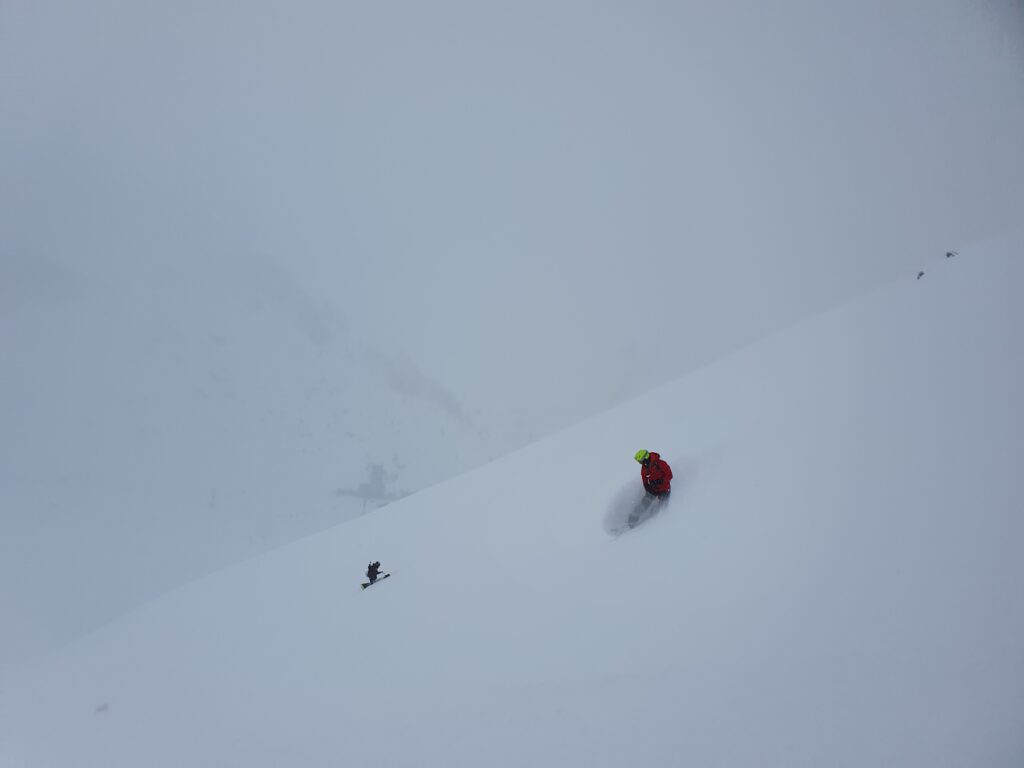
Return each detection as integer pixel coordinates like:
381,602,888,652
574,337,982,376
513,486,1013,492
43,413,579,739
0,246,500,671
3,0,1024,669
3,237,1023,767
6,1,1024,424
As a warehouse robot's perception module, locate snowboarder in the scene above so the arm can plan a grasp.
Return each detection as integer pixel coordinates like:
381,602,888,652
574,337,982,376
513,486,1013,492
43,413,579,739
366,560,384,585
634,449,673,498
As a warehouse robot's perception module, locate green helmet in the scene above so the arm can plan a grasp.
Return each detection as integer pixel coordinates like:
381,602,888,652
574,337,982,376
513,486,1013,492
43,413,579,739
634,449,650,463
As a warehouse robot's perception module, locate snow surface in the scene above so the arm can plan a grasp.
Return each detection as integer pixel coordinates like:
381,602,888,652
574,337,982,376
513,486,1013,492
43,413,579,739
2,238,1023,766
0,247,535,672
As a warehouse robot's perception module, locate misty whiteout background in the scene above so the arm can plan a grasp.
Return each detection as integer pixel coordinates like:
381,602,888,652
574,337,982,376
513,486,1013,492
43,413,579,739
3,0,1024,675
2,232,1022,767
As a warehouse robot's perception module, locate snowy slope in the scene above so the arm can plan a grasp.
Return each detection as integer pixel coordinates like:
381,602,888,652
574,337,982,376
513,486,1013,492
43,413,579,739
0,247,536,672
2,238,1023,766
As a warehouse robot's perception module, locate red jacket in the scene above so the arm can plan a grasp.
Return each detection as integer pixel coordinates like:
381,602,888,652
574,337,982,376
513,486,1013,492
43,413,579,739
641,452,673,494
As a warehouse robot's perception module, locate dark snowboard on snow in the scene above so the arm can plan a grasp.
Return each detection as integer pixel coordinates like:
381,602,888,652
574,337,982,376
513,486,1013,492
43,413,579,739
361,573,391,590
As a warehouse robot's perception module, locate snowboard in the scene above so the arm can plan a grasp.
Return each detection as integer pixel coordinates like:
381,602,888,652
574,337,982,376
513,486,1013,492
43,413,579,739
361,573,390,590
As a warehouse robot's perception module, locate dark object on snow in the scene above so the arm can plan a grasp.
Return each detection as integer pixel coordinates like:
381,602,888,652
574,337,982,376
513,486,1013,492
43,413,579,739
361,573,390,590
362,561,389,589
946,251,957,258
917,271,925,280
366,560,383,584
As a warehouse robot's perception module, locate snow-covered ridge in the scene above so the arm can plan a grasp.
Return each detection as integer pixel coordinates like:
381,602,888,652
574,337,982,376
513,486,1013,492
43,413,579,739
2,237,1022,766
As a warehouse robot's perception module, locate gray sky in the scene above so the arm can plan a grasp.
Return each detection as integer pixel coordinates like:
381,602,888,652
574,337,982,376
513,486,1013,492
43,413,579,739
2,0,1024,669
5,0,1023,429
